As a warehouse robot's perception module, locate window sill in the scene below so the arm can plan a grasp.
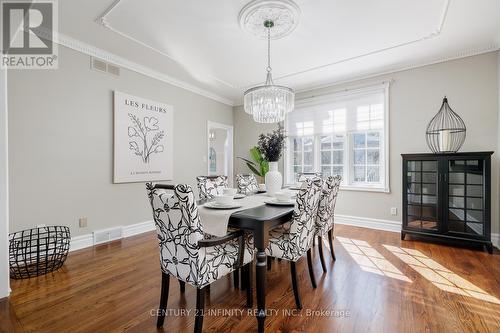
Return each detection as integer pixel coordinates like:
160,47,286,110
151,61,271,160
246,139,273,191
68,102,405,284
284,183,390,193
340,185,390,193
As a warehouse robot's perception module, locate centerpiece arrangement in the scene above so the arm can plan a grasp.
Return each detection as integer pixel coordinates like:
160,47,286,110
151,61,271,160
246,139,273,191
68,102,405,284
239,125,286,196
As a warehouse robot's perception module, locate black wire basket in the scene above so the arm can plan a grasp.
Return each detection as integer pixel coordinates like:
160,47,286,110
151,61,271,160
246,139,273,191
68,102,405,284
9,226,71,279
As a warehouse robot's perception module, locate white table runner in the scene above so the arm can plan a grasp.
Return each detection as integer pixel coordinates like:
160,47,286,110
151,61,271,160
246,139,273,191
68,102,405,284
198,194,270,236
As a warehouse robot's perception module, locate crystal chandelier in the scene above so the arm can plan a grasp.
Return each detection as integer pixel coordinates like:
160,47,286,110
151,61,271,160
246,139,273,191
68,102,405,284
244,19,295,123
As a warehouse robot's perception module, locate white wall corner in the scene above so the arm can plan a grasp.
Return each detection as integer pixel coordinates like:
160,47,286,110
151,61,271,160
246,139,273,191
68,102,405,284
0,68,10,299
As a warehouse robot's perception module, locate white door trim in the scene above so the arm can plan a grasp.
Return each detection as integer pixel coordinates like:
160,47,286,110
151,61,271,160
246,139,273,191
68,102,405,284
207,121,234,186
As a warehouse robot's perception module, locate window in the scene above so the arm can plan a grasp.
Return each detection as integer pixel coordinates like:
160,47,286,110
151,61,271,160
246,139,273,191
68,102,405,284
285,84,389,191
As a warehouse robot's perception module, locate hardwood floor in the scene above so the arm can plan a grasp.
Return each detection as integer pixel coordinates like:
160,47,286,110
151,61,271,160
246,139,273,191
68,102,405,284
1,225,499,333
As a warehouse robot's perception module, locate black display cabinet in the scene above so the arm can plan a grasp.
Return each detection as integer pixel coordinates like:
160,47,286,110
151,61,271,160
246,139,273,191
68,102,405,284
401,152,493,253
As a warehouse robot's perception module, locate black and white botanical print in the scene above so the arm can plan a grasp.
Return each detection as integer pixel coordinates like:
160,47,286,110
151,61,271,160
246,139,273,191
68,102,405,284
128,114,165,164
113,91,173,183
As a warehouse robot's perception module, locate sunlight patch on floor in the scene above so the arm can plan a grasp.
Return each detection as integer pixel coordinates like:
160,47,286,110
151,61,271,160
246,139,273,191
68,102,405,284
383,245,500,305
336,237,411,282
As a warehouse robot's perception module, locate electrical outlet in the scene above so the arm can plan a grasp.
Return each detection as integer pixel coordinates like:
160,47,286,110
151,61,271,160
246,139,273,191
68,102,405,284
79,217,88,228
390,207,397,216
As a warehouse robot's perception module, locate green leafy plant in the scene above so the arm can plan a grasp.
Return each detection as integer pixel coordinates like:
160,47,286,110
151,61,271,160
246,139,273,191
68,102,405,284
237,146,269,177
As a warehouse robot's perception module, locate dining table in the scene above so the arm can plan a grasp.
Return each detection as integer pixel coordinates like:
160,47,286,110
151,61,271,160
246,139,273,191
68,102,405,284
198,193,295,333
229,203,294,333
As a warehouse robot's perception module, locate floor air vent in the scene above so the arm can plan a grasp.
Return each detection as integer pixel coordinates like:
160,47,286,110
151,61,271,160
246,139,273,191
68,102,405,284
93,227,123,245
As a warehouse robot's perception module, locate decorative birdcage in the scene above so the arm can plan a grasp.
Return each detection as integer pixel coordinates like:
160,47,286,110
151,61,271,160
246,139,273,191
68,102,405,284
426,97,466,153
9,226,70,279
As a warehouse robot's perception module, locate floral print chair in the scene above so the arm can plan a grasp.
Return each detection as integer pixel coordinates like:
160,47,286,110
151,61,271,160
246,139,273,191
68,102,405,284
196,175,228,200
297,172,323,182
266,177,323,309
314,176,342,273
235,174,259,195
146,183,253,332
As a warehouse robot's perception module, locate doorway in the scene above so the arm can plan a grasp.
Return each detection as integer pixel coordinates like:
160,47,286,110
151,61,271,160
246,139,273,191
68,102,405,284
207,121,233,186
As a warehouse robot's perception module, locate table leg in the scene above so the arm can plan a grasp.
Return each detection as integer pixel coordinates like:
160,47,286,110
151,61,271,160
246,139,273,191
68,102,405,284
255,250,267,333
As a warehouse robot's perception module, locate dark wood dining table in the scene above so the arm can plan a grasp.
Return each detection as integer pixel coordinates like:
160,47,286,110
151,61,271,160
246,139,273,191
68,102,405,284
228,203,294,333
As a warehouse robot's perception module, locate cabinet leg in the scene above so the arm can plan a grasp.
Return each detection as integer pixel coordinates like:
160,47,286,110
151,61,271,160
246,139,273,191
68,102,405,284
485,243,493,254
401,231,405,241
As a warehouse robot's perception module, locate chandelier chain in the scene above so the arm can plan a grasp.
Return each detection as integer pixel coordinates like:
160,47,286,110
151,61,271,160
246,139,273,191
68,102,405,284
243,15,295,123
267,26,271,73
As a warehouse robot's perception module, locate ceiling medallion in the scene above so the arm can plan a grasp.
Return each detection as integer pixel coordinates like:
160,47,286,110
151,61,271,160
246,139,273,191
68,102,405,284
238,0,301,40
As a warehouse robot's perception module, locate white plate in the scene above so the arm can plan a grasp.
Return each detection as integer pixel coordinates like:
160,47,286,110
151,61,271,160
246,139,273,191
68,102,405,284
234,194,246,199
204,202,243,209
265,199,295,206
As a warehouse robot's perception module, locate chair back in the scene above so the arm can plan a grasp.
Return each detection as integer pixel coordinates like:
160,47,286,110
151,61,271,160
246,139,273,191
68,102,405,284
297,172,323,182
315,176,342,236
196,175,228,200
235,174,259,195
146,183,204,284
288,177,323,255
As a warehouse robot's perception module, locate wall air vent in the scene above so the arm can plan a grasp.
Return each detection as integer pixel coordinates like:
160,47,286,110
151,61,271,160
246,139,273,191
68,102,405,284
107,63,120,76
90,57,120,76
93,227,123,245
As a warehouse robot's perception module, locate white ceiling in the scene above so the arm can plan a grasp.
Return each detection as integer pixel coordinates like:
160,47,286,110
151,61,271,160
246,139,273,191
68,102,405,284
60,0,500,105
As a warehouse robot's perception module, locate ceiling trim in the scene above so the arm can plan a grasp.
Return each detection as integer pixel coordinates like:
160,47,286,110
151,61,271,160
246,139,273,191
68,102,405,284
295,43,499,96
97,0,452,90
257,0,452,86
96,3,236,89
54,32,235,106
234,43,499,106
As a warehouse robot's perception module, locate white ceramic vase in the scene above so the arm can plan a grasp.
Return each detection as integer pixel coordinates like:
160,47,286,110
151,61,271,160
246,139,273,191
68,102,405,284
265,162,282,196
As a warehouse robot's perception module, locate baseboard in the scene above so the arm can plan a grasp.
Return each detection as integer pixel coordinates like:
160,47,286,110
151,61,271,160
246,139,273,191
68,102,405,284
492,233,500,250
335,215,500,249
70,221,155,252
335,214,401,233
122,220,155,238
70,217,499,252
70,234,94,252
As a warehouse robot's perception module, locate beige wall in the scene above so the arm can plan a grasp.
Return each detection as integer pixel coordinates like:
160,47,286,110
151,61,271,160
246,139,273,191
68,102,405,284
233,108,283,183
8,46,233,237
234,52,500,235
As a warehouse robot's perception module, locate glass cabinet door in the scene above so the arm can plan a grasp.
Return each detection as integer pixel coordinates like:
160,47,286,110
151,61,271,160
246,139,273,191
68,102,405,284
447,159,485,236
405,160,439,231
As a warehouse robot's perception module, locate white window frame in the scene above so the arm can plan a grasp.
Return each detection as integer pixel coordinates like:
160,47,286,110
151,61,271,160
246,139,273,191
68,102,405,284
284,83,390,193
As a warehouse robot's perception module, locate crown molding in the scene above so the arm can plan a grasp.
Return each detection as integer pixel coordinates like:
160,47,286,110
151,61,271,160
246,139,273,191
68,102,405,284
53,32,235,106
98,0,453,91
233,43,500,107
295,43,500,95
253,0,452,86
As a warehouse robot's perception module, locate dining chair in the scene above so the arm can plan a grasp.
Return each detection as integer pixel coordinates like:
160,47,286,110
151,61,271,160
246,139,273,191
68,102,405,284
296,172,323,182
314,175,342,272
266,177,323,309
296,172,323,247
146,183,254,333
235,174,259,195
196,175,228,200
